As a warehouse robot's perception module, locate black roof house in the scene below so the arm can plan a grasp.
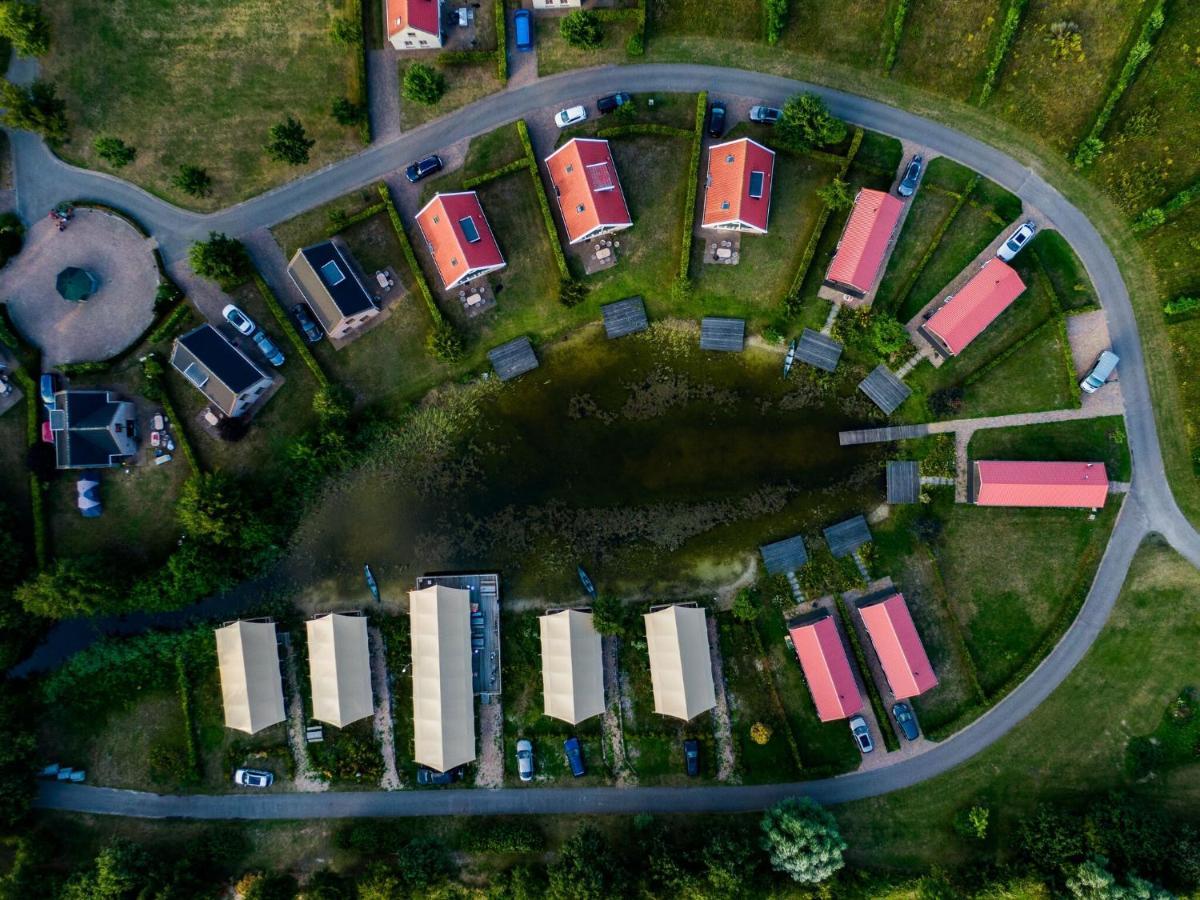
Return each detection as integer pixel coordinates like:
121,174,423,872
49,390,137,469
288,241,377,335
170,325,274,416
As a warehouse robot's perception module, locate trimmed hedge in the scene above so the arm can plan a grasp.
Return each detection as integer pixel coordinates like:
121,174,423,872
595,123,692,140
883,0,911,73
890,174,980,315
175,651,202,783
334,201,387,234
1133,179,1200,232
763,0,788,44
495,0,508,85
57,360,109,377
376,183,445,327
963,314,1061,388
147,303,192,345
461,157,529,189
11,364,48,569
349,0,372,143
679,91,707,281
833,595,900,752
977,0,1027,105
437,49,495,65
518,119,571,280
251,273,331,390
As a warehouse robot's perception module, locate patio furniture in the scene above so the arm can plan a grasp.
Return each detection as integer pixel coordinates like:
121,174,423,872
716,247,732,260
465,292,484,307
375,271,390,289
596,247,612,261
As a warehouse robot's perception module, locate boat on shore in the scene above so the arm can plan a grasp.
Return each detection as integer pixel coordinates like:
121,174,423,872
783,338,797,377
577,566,597,598
364,565,381,603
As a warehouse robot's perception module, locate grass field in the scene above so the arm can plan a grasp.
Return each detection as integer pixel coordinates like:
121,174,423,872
535,15,639,76
873,188,958,317
41,0,365,210
647,0,761,41
1030,229,1097,311
399,60,502,130
778,0,891,67
889,0,998,101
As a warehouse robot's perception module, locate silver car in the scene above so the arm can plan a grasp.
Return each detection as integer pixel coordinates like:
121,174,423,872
516,739,534,782
1080,350,1119,394
233,768,273,788
849,715,874,754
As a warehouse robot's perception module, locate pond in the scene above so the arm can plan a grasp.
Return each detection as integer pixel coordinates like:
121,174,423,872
285,323,885,604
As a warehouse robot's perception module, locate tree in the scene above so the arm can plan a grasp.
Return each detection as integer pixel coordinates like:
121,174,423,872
331,96,366,126
242,872,299,900
1019,805,1085,873
760,796,846,884
590,594,627,637
402,63,446,106
173,164,212,198
548,827,623,899
0,79,68,144
61,840,150,900
731,586,759,622
425,321,464,362
700,832,760,899
265,116,315,166
177,473,273,552
867,314,911,358
560,10,603,49
92,135,136,168
559,278,588,308
188,232,250,284
0,2,50,56
14,556,121,618
775,93,847,153
0,682,36,829
817,176,853,211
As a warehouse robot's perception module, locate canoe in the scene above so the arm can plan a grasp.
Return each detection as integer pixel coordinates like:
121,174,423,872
783,338,798,377
577,566,597,598
364,564,381,603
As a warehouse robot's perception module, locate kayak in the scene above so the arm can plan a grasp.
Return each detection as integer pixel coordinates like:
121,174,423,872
364,564,381,603
577,566,597,598
783,338,797,378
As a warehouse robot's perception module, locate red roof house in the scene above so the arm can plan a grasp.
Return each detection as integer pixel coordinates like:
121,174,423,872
923,258,1025,356
857,593,937,699
787,614,863,722
545,138,633,245
824,189,905,297
387,0,443,49
701,138,775,234
974,461,1109,509
415,192,506,291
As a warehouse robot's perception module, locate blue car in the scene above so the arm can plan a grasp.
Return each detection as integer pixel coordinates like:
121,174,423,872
252,330,285,367
39,373,57,408
564,737,585,777
514,9,533,51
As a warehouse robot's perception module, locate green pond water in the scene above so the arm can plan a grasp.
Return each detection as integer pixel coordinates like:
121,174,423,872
285,326,885,602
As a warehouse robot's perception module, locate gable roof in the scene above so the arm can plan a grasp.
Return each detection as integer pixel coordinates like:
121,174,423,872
215,620,286,735
701,138,775,232
858,364,911,415
924,258,1026,355
50,390,136,469
539,609,605,725
795,328,844,372
700,317,745,351
410,585,476,772
288,241,376,331
600,296,648,339
170,324,270,415
643,605,716,721
787,613,863,722
545,139,632,244
825,189,905,295
857,593,938,699
388,0,440,39
886,460,921,504
416,192,505,289
306,613,374,728
974,460,1109,508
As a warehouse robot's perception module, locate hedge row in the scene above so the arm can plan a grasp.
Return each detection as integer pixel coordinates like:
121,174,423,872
251,273,331,390
679,91,707,281
518,119,570,280
977,0,1027,106
1164,295,1200,318
890,174,980,315
12,364,48,569
495,0,508,85
175,651,202,783
349,0,372,144
595,123,693,140
883,0,911,73
1073,0,1167,167
461,157,529,190
833,595,900,752
147,303,192,345
763,0,788,45
332,201,387,235
1133,179,1200,232
376,182,445,326
154,374,201,477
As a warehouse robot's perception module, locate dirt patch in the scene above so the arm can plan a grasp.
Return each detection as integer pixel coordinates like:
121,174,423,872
369,627,401,790
706,618,737,782
474,702,505,787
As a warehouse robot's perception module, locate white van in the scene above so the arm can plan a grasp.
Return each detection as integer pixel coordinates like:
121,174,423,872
1080,350,1119,393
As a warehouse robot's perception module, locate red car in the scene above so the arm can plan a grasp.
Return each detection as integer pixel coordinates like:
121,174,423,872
41,421,54,443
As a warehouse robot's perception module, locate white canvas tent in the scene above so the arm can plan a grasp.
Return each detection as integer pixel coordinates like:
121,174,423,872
539,609,605,725
306,613,374,728
643,605,717,721
410,585,476,772
215,620,286,734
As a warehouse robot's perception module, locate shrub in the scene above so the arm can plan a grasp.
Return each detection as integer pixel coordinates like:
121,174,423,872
330,15,362,47
764,0,788,44
1133,206,1166,231
776,93,847,154
0,79,67,144
1164,296,1200,317
625,29,644,56
731,586,760,622
264,116,314,166
0,212,23,268
188,232,250,285
0,2,50,56
868,314,911,358
1047,20,1082,61
402,63,446,106
953,805,991,840
331,96,366,126
883,0,910,72
750,722,772,745
93,135,136,168
426,321,464,362
173,164,212,198
154,280,182,312
816,176,852,211
560,10,603,49
147,305,191,345
558,278,588,308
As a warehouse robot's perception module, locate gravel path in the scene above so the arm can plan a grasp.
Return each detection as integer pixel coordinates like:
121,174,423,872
474,703,505,788
283,646,328,793
368,627,401,790
600,636,634,786
706,618,736,782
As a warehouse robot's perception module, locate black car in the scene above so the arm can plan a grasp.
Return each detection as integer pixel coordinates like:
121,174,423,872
706,101,726,139
290,303,324,344
597,92,631,114
897,154,923,197
683,739,699,777
405,154,444,183
416,766,460,785
892,702,920,741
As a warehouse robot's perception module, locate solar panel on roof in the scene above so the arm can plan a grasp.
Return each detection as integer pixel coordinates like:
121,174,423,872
459,217,481,243
183,362,209,388
319,260,345,286
749,171,765,199
585,162,615,192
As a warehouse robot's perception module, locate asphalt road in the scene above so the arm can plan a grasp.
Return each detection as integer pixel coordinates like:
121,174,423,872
14,62,1200,819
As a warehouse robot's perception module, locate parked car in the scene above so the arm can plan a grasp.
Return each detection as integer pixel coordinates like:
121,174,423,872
0,372,11,397
252,330,285,367
597,92,631,114
39,373,57,408
76,471,102,519
513,9,533,51
706,101,727,138
1081,349,1120,394
849,715,874,753
222,304,255,336
564,737,586,777
417,766,460,785
516,739,534,782
405,154,444,184
683,739,700,777
555,105,588,129
41,420,53,444
233,768,274,788
997,220,1037,261
290,303,324,344
898,154,923,197
748,105,781,124
892,702,920,741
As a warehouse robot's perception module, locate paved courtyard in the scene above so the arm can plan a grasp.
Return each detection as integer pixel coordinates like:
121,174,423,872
0,209,159,366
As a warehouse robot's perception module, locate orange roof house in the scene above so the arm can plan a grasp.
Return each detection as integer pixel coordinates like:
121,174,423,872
701,138,775,234
824,189,905,297
787,613,863,722
388,0,443,49
974,461,1109,509
922,258,1025,356
545,138,633,245
857,593,937,699
415,192,506,291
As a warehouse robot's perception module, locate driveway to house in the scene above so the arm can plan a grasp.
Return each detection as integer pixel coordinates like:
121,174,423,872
10,62,1200,818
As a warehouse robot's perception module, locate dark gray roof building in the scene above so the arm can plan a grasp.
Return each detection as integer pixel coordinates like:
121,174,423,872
48,390,137,469
488,336,539,382
600,297,648,339
170,325,275,417
795,328,843,372
287,241,379,340
700,317,745,352
886,461,921,504
858,364,911,415
759,535,808,576
823,515,872,559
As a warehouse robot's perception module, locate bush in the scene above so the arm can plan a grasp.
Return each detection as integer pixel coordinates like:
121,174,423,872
1165,296,1200,317
763,0,788,44
331,97,366,126
760,797,846,884
264,116,314,166
776,93,847,154
330,15,362,47
154,280,183,312
868,314,911,358
1047,20,1082,61
953,805,990,841
750,722,772,745
0,212,23,268
93,135,136,168
625,29,644,56
731,586,760,622
560,10,603,49
1133,206,1166,231
558,278,588,308
978,0,1027,105
173,164,212,198
402,63,446,106
817,176,852,211
0,2,50,56
189,232,250,285
426,321,464,362
883,0,911,72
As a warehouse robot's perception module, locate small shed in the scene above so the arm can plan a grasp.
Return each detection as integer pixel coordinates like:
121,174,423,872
886,461,921,504
823,515,872,559
488,336,539,382
859,364,911,415
601,297,648,339
56,267,99,302
759,534,808,576
795,328,843,373
700,317,745,352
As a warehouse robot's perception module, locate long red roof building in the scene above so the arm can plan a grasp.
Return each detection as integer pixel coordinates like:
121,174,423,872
923,258,1025,356
415,192,506,290
787,613,863,722
974,461,1109,509
544,138,633,245
857,593,937,699
824,189,904,297
701,138,775,234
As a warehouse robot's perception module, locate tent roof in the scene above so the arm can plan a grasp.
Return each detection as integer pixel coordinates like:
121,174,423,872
643,605,716,721
306,613,374,728
410,585,477,772
539,609,605,725
216,620,286,734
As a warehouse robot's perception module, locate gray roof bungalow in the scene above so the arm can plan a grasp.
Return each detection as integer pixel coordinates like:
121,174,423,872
170,325,275,418
287,241,380,340
48,390,137,469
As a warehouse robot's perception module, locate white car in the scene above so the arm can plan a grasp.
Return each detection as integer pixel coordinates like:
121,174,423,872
997,221,1037,262
1080,350,1119,394
555,105,587,128
233,768,273,788
516,739,534,782
222,304,255,336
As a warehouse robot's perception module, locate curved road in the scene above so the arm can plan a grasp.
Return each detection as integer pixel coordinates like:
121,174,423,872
18,63,1200,820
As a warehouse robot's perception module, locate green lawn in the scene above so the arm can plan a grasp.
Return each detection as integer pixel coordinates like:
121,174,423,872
399,60,502,130
777,0,892,68
922,157,977,195
41,0,365,210
873,188,958,317
377,615,415,781
1029,229,1097,311
968,415,1132,482
0,396,31,522
461,123,525,180
270,187,383,258
889,0,999,101
535,15,639,76
647,0,761,42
